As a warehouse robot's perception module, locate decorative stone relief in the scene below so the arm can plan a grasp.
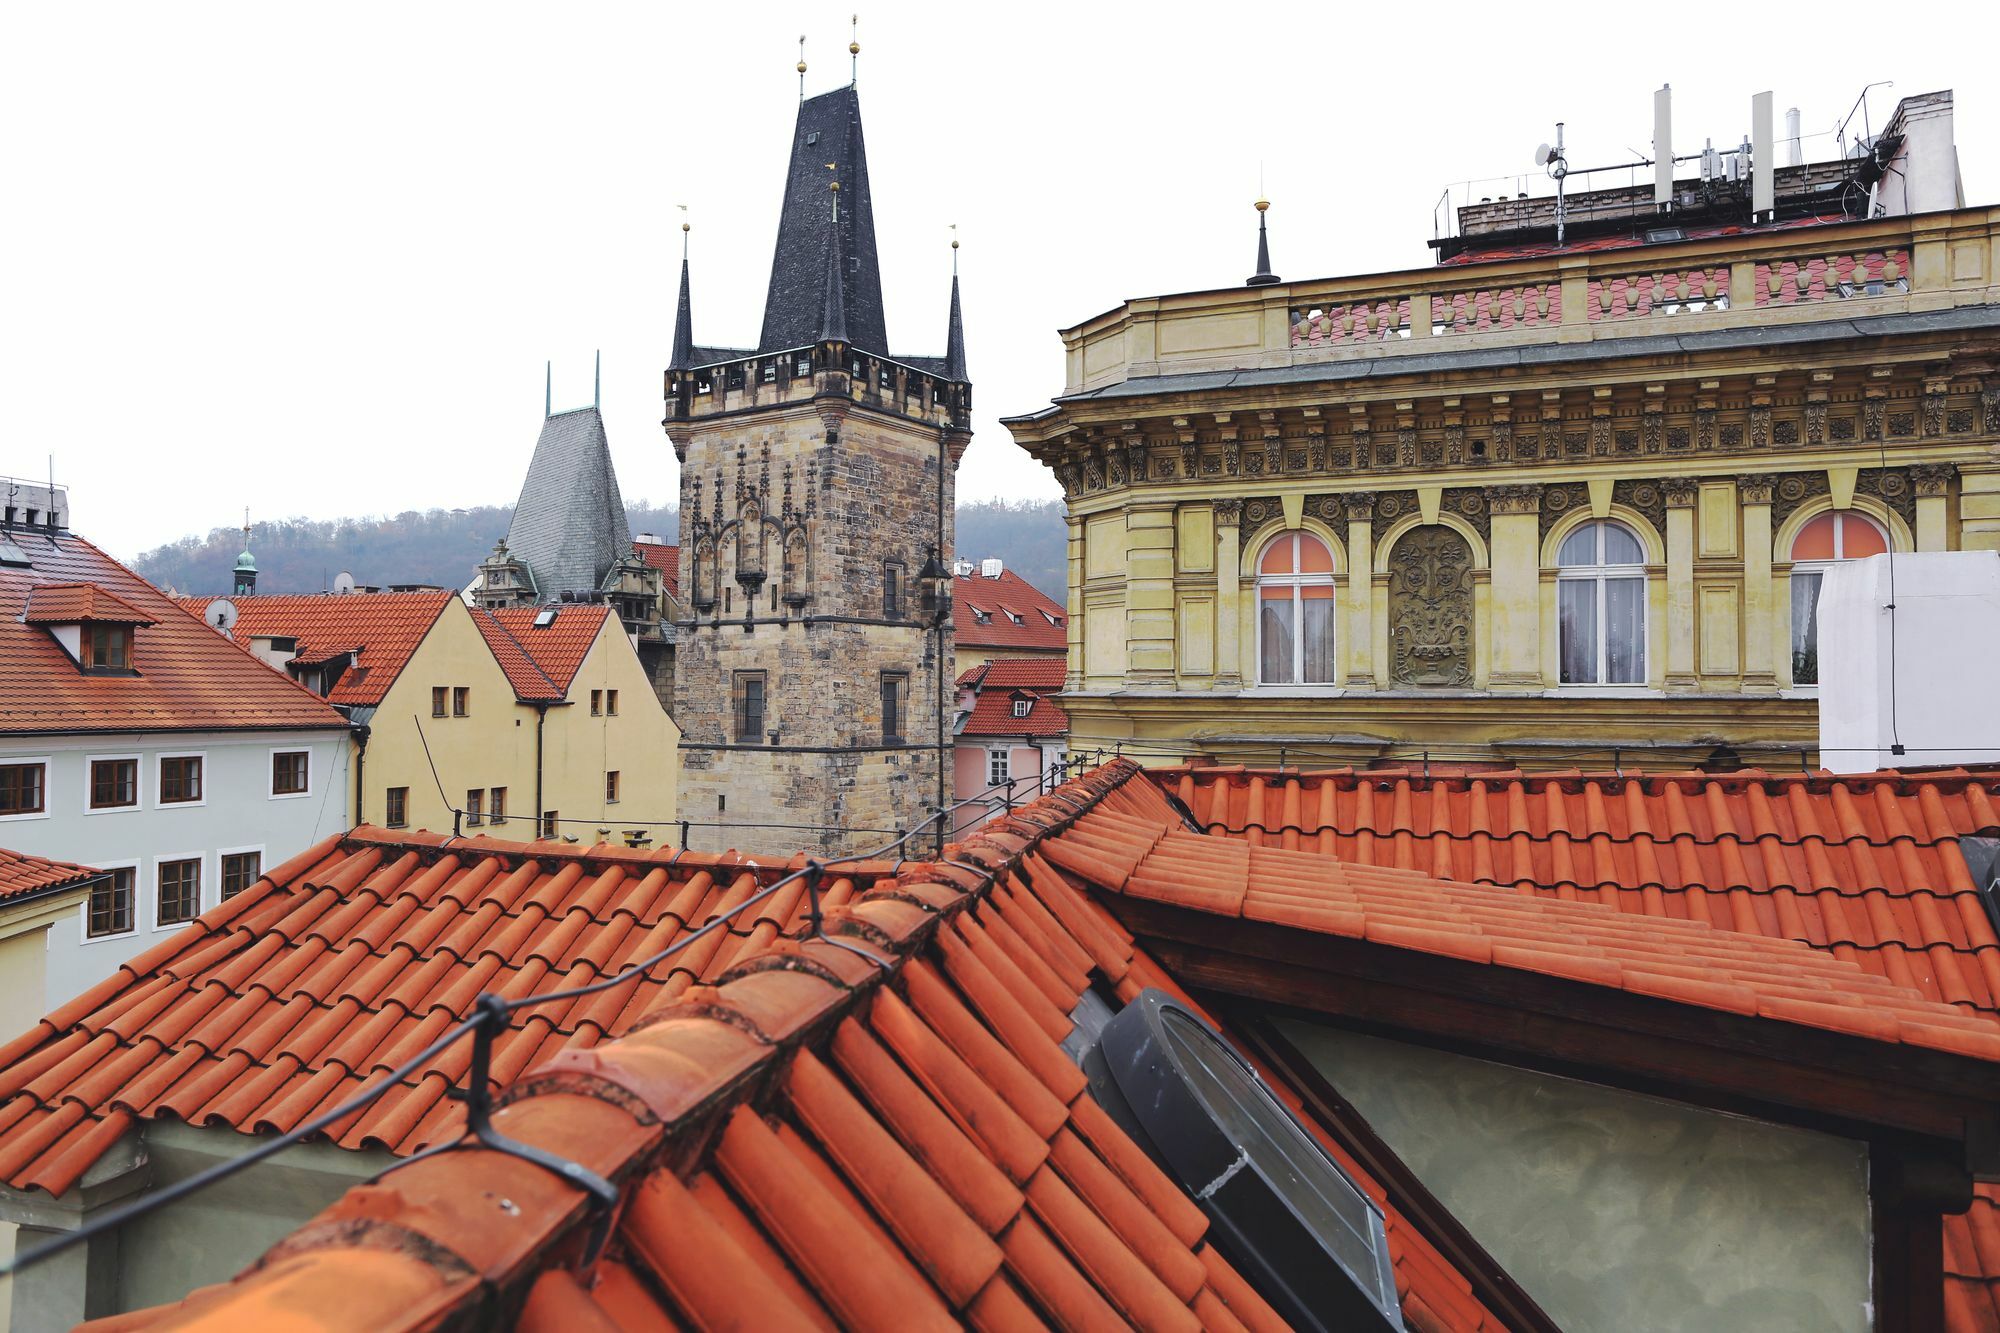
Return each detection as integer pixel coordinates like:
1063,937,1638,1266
1613,480,1668,535
1771,473,1832,532
1213,498,1243,527
1909,463,1955,498
1662,477,1699,509
1374,490,1418,524
1537,483,1590,540
1923,392,1947,437
1387,526,1475,688
1342,491,1379,522
1236,497,1283,549
1855,469,1917,528
1948,409,1974,434
1864,400,1887,441
1450,489,1491,542
1803,403,1827,446
1484,484,1541,515
1750,407,1772,448
1736,473,1778,505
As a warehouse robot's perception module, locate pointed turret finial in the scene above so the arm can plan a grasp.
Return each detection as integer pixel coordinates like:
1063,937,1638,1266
670,209,695,371
1246,197,1281,287
943,228,967,383
849,14,860,85
819,180,850,345
594,349,601,408
545,360,552,417
797,35,807,102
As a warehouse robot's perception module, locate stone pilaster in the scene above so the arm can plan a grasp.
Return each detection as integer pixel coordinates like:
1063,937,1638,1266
1664,477,1699,691
1737,474,1779,691
1910,463,1955,551
1123,503,1178,689
1213,499,1242,687
1485,485,1543,689
1064,515,1085,691
1342,492,1376,689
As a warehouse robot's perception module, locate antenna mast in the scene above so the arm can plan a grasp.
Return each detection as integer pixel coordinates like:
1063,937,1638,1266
1535,123,1570,247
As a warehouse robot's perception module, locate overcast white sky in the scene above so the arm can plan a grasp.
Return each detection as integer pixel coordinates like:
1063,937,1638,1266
4,3,1992,559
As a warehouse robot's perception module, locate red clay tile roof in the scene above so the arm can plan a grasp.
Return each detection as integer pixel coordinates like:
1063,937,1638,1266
632,540,680,596
959,658,1068,691
0,531,348,735
0,847,103,906
181,591,455,708
25,764,1513,1333
478,603,610,699
1159,763,2000,1329
954,568,1066,653
21,582,155,626
959,659,1069,738
470,609,562,702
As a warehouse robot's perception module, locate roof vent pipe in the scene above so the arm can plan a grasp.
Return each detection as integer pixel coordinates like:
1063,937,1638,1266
1785,106,1803,166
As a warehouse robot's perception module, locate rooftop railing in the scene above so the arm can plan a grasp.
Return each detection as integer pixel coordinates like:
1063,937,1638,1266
1058,207,2000,395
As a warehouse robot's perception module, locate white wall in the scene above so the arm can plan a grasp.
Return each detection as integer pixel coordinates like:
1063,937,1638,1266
0,729,353,1015
1819,551,2000,772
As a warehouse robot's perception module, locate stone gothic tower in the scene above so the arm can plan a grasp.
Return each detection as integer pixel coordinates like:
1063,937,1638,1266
664,84,971,853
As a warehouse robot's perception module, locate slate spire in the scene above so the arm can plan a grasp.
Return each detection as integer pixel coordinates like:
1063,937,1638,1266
669,223,695,371
1247,198,1281,287
760,86,888,354
503,381,632,598
818,189,850,345
943,243,967,383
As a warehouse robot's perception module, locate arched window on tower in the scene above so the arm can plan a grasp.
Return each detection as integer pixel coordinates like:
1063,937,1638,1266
1256,533,1337,685
1557,520,1648,685
1789,511,1888,685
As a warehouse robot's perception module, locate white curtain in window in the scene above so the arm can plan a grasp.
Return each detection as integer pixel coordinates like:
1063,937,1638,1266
1260,599,1296,685
1558,579,1596,684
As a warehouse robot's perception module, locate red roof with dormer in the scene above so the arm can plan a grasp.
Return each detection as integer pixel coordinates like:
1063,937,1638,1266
959,658,1069,739
633,541,681,597
0,530,346,735
953,567,1066,653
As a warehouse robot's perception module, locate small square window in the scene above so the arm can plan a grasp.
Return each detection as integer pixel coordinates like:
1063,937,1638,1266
221,851,262,900
432,686,447,717
90,758,137,810
541,810,558,839
453,687,469,717
1,761,47,816
88,867,135,937
386,786,409,828
605,770,620,803
84,624,133,671
272,751,309,796
160,755,203,804
465,788,483,826
158,858,200,926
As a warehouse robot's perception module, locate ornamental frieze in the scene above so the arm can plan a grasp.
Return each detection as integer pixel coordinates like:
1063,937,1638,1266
1484,484,1541,516
1613,480,1668,535
1770,472,1832,531
1537,483,1591,539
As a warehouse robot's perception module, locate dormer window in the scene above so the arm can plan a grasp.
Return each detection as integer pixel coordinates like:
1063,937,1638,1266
974,609,992,625
23,582,154,675
1012,696,1033,719
85,624,132,671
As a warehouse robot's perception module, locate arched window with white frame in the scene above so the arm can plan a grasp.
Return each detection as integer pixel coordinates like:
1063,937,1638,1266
1557,520,1648,685
1788,510,1888,685
1256,532,1337,685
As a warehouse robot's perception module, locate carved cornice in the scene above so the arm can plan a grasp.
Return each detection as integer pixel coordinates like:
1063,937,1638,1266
1341,491,1379,522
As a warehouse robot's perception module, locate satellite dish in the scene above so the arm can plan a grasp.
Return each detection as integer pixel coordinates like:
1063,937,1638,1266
333,571,356,596
1533,142,1553,166
206,598,239,634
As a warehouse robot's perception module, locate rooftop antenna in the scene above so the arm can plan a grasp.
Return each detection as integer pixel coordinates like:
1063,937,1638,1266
849,14,859,86
797,35,807,102
1534,123,1569,246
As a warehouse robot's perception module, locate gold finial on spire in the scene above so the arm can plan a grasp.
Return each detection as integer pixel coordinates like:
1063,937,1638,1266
826,162,840,220
950,223,959,274
1255,198,1270,212
849,14,860,83
797,35,807,100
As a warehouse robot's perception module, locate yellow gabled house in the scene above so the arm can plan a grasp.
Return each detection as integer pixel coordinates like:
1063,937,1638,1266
187,591,677,839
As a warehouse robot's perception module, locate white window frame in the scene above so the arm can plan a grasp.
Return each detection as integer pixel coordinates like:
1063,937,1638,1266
152,850,207,931
1253,532,1339,688
269,746,313,800
1556,521,1649,688
0,755,52,823
988,748,1011,788
83,751,143,816
217,843,267,901
1787,511,1890,692
81,857,141,943
154,750,208,809
1011,697,1033,719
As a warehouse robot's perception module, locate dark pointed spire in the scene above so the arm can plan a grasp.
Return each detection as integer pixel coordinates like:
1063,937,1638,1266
760,87,887,354
818,188,850,345
1247,198,1280,287
669,216,695,371
943,235,967,382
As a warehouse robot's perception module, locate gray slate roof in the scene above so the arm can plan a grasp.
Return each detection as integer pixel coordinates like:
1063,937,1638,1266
759,87,889,356
504,406,631,597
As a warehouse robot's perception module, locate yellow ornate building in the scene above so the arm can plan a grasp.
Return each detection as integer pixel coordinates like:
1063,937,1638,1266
1005,93,2000,769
